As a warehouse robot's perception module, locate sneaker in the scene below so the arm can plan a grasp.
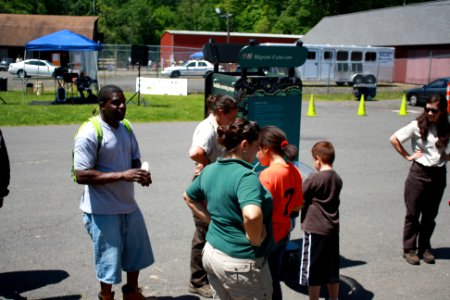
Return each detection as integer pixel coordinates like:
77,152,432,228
420,249,436,264
403,251,420,265
188,283,213,298
98,291,115,300
122,285,147,300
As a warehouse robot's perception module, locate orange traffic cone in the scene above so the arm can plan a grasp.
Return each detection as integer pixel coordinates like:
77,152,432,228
446,82,450,113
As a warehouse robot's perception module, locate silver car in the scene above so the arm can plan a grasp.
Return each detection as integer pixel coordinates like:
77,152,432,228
161,60,216,78
8,59,57,78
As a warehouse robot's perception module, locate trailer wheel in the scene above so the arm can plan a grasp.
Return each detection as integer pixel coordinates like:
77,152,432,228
352,75,364,85
364,74,377,84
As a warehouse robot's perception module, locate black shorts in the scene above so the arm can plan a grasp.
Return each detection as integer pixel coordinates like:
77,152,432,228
299,231,340,286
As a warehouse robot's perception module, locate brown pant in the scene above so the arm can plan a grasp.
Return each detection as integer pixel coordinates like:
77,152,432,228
190,218,209,287
403,162,446,252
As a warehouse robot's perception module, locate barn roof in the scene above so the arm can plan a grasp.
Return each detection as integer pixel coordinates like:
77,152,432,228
302,0,450,46
0,14,98,47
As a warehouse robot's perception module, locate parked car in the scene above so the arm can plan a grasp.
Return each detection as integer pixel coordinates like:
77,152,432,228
0,58,13,71
161,60,218,78
8,59,57,78
406,77,450,106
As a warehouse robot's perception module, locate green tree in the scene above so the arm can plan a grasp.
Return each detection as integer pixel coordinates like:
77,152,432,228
174,0,220,31
0,0,431,44
0,0,39,14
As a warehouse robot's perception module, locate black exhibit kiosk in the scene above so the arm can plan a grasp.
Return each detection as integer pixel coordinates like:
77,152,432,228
203,39,308,161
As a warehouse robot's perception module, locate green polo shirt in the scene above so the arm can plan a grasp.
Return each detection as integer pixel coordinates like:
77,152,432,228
186,158,276,258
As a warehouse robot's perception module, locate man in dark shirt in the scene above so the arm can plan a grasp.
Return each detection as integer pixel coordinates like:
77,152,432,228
76,72,93,99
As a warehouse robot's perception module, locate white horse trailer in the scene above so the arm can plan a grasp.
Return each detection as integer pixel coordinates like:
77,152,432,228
295,44,395,86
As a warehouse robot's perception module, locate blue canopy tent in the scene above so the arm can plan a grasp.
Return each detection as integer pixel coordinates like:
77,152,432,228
25,29,101,102
26,29,100,51
190,51,204,59
25,29,100,78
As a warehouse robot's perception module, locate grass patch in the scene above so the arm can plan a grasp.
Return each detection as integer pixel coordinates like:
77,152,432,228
0,88,404,126
0,91,204,126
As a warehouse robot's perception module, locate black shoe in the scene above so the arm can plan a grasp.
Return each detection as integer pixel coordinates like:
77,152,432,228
419,249,436,264
188,283,213,298
403,251,420,265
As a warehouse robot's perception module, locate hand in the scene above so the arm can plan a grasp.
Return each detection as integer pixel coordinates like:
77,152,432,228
194,163,205,177
407,150,423,161
122,169,152,186
139,170,152,187
246,225,267,247
260,226,267,243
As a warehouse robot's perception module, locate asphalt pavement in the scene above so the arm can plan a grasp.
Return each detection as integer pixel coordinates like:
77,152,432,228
1,91,450,299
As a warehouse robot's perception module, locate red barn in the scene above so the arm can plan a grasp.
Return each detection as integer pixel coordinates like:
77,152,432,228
160,30,303,68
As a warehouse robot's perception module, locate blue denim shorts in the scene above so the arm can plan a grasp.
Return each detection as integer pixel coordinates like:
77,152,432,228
83,208,154,284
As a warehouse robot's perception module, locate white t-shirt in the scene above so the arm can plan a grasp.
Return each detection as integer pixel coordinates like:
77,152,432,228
73,116,141,214
191,114,226,163
395,120,447,167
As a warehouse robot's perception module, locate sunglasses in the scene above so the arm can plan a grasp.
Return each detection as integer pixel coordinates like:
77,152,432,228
425,107,440,114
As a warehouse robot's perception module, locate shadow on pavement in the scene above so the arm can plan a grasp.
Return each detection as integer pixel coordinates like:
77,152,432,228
37,297,81,300
434,247,450,260
0,270,80,300
156,297,199,300
282,239,374,299
283,271,374,299
340,255,366,269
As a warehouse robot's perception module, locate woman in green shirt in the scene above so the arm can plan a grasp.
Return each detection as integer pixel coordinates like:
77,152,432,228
184,118,276,300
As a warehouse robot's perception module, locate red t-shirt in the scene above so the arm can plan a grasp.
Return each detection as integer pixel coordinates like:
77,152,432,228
259,162,303,242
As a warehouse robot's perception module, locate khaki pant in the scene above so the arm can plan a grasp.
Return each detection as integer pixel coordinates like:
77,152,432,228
202,242,272,300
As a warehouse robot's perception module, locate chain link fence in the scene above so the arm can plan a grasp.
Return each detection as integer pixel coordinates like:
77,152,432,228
98,44,203,75
98,45,450,84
